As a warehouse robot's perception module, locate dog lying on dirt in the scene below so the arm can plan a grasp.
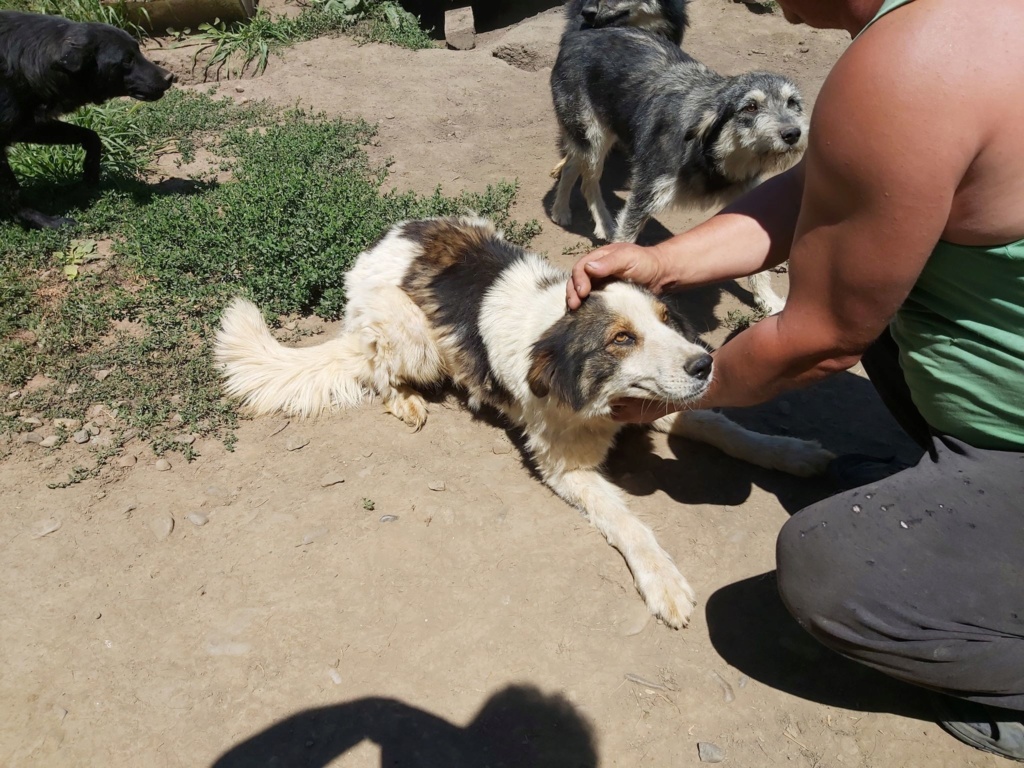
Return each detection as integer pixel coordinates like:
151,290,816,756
214,216,833,628
0,11,174,229
550,26,808,313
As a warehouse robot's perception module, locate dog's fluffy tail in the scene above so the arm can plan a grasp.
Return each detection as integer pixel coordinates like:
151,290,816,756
214,298,369,418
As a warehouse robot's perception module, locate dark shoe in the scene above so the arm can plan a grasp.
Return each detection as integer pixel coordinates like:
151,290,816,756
933,695,1024,762
825,453,909,490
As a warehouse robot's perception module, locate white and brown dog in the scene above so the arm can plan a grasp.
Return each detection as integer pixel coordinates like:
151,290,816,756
215,216,832,628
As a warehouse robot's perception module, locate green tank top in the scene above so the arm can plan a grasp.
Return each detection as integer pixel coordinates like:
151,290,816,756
863,0,1024,450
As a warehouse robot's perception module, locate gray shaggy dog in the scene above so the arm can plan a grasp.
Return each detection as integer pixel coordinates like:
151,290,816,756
549,27,808,312
564,0,689,44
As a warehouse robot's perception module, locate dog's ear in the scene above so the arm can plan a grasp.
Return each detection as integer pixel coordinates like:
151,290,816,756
527,346,557,399
684,109,719,143
527,314,586,409
56,34,90,74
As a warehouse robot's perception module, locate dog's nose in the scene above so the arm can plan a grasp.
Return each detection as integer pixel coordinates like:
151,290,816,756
684,353,713,381
780,126,802,145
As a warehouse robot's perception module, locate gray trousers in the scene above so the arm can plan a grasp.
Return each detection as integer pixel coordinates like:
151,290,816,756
777,330,1024,711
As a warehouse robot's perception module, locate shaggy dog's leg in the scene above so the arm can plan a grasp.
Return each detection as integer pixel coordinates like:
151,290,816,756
746,270,787,315
551,153,582,228
545,467,697,628
654,410,834,477
613,167,671,244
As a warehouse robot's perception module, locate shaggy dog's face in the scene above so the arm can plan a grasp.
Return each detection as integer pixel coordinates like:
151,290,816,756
58,23,173,104
709,73,809,181
528,282,712,416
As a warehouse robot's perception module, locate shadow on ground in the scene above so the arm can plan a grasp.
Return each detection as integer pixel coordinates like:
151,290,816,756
211,684,597,768
706,571,938,720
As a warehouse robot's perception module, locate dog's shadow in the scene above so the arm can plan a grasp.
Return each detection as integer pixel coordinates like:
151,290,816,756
210,684,598,768
16,174,213,224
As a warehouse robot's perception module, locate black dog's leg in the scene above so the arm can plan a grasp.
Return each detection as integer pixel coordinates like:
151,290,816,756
0,149,74,229
23,120,103,185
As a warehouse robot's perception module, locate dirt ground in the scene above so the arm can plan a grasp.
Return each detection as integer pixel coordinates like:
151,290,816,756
0,2,1005,766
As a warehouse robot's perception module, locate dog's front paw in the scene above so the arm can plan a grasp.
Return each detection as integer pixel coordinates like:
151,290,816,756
769,438,835,478
635,560,697,629
550,204,573,228
384,390,428,431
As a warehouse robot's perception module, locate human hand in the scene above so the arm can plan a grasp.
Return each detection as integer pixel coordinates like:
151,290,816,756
565,242,666,310
610,398,680,423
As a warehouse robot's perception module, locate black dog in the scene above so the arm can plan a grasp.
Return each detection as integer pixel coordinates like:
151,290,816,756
0,11,174,229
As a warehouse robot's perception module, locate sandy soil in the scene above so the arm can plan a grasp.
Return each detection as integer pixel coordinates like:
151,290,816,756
0,2,1002,766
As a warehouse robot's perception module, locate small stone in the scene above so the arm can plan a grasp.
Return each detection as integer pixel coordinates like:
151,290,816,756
379,514,399,523
32,518,61,538
301,526,329,545
282,320,297,331
73,429,91,444
799,45,810,53
21,416,42,427
187,512,209,527
40,435,60,448
85,422,100,436
428,480,446,492
148,514,174,540
327,668,343,685
697,742,725,763
93,368,113,382
491,439,512,455
116,455,137,468
361,450,373,458
317,472,345,488
234,85,245,93
267,420,289,437
54,418,81,431
22,432,43,445
65,383,80,395
154,458,172,471
384,113,395,120
174,434,196,445
8,390,22,400
285,436,310,452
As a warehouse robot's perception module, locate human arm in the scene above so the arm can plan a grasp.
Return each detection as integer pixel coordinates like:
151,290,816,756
566,160,805,309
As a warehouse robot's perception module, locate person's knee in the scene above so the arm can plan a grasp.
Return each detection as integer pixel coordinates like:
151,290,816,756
776,508,857,638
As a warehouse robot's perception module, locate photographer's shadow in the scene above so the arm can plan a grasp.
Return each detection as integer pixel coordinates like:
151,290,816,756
211,684,597,768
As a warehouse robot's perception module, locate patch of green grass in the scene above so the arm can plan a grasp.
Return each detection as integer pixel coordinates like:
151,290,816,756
0,92,539,466
724,306,770,332
4,0,145,35
189,1,433,80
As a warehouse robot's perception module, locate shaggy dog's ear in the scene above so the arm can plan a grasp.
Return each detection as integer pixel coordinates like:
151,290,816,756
527,314,586,409
684,109,720,143
527,346,556,399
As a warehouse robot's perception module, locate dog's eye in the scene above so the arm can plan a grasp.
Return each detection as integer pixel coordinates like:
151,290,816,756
612,331,635,346
742,102,759,113
787,97,801,110
121,52,134,68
